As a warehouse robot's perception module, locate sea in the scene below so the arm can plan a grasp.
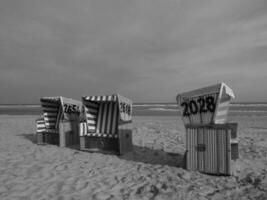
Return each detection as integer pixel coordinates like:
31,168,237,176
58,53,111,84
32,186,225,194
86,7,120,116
0,103,267,116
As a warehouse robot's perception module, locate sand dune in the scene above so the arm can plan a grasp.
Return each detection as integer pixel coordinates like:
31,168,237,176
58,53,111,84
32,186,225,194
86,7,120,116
0,115,266,199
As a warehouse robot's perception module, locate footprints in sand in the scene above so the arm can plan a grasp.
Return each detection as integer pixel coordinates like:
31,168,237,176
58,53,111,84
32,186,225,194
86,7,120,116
1,116,267,199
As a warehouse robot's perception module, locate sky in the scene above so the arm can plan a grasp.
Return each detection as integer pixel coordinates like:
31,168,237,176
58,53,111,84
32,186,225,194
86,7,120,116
0,0,267,103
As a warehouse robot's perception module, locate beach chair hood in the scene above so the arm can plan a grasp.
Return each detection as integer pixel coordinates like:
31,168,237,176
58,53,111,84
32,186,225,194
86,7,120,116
40,96,83,131
59,97,84,120
176,83,235,125
82,94,132,122
176,82,235,105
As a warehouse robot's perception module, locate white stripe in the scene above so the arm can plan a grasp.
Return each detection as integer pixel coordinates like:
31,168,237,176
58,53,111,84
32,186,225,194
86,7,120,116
37,124,45,128
88,126,96,131
43,121,57,125
86,113,97,119
84,95,119,102
86,132,118,138
36,120,45,124
79,123,87,136
87,119,96,125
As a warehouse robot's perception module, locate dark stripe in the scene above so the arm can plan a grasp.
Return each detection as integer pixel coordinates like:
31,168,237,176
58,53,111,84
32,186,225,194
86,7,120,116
41,103,59,108
84,101,99,108
40,99,59,104
42,107,59,111
43,110,58,113
88,122,97,126
103,103,109,133
103,102,108,133
96,103,103,133
112,102,118,134
88,108,99,114
99,103,106,133
106,102,112,134
109,102,115,134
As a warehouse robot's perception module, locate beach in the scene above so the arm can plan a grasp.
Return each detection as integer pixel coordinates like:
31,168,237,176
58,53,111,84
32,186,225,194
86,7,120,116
0,113,266,200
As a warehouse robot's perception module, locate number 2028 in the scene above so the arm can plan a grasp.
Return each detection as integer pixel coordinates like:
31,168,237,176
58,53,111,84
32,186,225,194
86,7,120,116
181,96,216,117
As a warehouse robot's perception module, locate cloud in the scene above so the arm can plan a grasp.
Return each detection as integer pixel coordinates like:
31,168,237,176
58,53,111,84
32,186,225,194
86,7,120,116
0,0,267,103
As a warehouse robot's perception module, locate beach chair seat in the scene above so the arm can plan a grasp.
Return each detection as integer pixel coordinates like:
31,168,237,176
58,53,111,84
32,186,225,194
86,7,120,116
79,94,133,155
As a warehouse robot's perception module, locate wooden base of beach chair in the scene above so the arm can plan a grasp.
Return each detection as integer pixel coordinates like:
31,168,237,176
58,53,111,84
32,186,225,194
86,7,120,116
36,132,46,145
36,132,59,145
118,123,133,155
80,136,120,155
79,123,133,155
185,123,238,176
59,120,80,148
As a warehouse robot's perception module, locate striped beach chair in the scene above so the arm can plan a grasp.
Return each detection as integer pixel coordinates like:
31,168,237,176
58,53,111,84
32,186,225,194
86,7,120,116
176,83,239,175
36,96,83,147
79,94,133,155
176,82,235,125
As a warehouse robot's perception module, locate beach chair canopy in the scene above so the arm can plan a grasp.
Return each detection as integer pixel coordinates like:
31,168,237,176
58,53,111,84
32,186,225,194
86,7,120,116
176,83,235,104
40,96,83,132
82,94,132,138
176,83,235,124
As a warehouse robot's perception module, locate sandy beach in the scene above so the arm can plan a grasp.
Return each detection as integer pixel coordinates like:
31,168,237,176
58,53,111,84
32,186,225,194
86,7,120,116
0,115,267,200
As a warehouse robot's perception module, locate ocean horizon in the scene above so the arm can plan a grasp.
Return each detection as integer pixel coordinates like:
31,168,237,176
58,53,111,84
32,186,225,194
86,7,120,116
0,102,267,116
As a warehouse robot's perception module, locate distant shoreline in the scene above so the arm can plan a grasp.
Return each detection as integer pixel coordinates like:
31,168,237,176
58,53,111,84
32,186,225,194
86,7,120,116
0,102,267,116
0,102,266,107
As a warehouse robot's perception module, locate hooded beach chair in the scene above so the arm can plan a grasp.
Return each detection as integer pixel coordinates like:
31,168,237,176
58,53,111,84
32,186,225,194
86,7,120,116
36,96,83,148
79,94,133,155
176,83,239,175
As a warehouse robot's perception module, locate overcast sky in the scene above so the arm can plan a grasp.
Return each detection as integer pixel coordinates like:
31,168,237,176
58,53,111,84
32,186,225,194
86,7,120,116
0,0,266,103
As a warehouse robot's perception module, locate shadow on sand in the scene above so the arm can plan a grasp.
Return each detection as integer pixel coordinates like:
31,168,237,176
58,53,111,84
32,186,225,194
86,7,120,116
18,133,37,144
120,145,185,168
18,133,81,150
18,134,185,168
